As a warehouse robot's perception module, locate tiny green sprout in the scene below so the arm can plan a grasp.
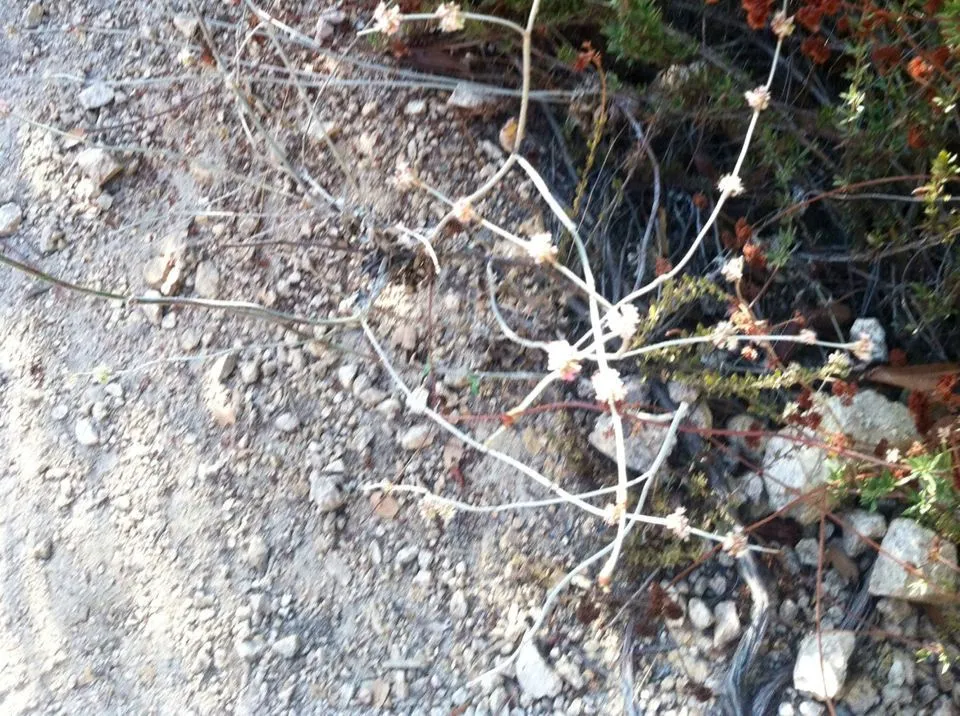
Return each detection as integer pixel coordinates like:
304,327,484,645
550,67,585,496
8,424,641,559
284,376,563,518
94,365,112,384
468,374,480,397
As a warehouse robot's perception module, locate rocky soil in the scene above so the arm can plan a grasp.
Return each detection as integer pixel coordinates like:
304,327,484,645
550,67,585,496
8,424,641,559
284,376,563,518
1,2,958,715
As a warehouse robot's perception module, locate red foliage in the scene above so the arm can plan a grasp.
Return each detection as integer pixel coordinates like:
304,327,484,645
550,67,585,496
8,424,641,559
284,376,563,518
743,242,767,270
907,56,935,83
801,34,831,64
907,125,928,149
889,348,909,367
735,217,753,246
908,391,934,434
742,0,773,30
655,256,673,276
796,5,823,33
871,45,903,76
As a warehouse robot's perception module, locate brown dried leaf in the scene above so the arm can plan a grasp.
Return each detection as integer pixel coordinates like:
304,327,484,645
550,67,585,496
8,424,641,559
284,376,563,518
371,492,400,520
864,363,959,394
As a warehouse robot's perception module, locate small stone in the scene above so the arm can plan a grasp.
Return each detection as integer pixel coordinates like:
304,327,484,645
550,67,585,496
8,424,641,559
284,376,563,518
793,630,856,701
795,537,821,568
246,535,269,572
843,676,880,715
51,405,69,421
275,412,300,433
235,637,265,661
798,701,825,716
395,545,418,567
271,634,300,659
687,597,713,631
712,601,741,647
32,537,53,561
76,148,122,187
399,424,434,451
337,363,359,390
868,518,957,603
446,82,501,113
590,413,677,472
79,82,115,110
849,318,887,364
74,418,99,446
210,352,237,383
0,202,23,237
305,116,339,142
449,590,468,620
23,2,44,28
309,471,346,512
841,510,887,558
194,260,220,298
172,13,199,39
143,256,169,289
404,99,427,116
140,290,164,325
515,641,563,699
239,361,260,385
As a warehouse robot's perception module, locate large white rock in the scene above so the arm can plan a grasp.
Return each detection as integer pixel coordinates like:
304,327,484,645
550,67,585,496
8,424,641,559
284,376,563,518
793,630,856,701
762,390,918,524
868,518,957,603
515,641,562,699
76,148,122,187
79,82,115,110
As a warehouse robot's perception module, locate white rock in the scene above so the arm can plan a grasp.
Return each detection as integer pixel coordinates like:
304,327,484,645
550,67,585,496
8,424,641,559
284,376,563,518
194,260,220,298
305,116,340,142
309,471,346,512
515,641,563,699
239,361,260,385
74,418,99,446
449,589,468,620
79,82,115,110
0,202,23,237
589,414,677,472
795,537,821,567
337,363,359,390
271,634,300,659
246,535,269,571
446,82,501,113
816,389,917,451
395,546,418,567
399,424,434,451
76,148,122,187
275,412,300,433
404,99,427,116
761,429,829,524
793,630,856,700
140,290,164,325
172,13,199,39
23,2,44,28
868,518,957,603
210,352,237,383
712,601,741,647
841,510,887,558
850,318,887,363
235,637,265,661
143,256,169,288
687,597,713,630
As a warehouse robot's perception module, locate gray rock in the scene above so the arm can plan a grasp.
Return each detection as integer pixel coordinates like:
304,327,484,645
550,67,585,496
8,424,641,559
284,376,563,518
726,413,768,456
74,418,99,446
143,256,169,289
841,509,887,558
447,82,501,113
868,518,957,603
275,412,300,433
795,537,821,567
515,641,563,699
712,601,741,647
0,202,23,237
687,597,713,630
210,352,237,383
23,2,44,28
797,701,824,716
399,424,434,450
194,260,220,298
395,545,418,567
79,82,115,110
843,676,880,715
235,637,265,661
337,363,359,390
140,290,164,325
449,589,468,620
246,535,269,572
309,470,346,512
31,537,53,561
816,389,917,451
76,148,122,187
239,361,260,385
793,630,856,700
850,318,887,363
760,429,828,524
271,634,300,659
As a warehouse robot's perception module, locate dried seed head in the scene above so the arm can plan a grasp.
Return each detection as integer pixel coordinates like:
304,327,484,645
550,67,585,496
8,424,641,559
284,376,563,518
721,256,744,283
771,11,795,39
607,303,640,342
591,367,627,404
545,340,581,381
373,2,402,36
434,3,465,32
745,86,771,112
717,173,745,197
526,232,557,264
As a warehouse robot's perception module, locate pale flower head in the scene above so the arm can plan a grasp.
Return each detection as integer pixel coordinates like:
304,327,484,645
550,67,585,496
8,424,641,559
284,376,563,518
452,197,477,225
546,340,581,381
591,367,627,404
526,232,557,264
710,320,739,351
373,2,402,36
607,303,640,342
826,350,853,375
721,256,744,283
665,507,691,540
798,329,818,345
722,528,748,558
771,11,795,39
745,86,771,112
718,174,745,197
434,3,465,32
884,447,902,464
